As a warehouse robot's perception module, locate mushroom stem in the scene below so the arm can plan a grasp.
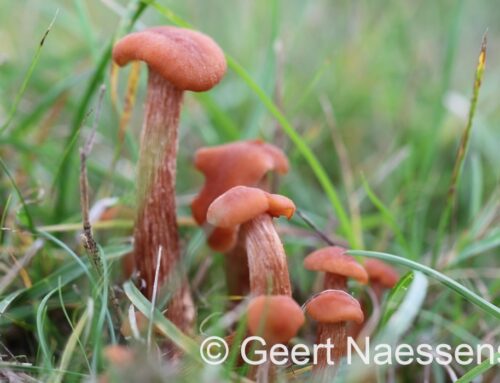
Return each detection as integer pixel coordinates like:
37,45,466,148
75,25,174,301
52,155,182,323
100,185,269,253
224,235,250,297
241,214,291,296
316,322,347,369
324,274,347,292
133,69,194,332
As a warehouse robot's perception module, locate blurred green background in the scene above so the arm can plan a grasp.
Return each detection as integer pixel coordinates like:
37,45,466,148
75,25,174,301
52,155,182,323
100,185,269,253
0,0,498,381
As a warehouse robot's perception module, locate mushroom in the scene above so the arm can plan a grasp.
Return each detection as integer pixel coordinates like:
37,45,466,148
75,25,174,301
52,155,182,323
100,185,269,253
305,290,364,371
246,295,304,380
191,140,289,297
192,140,289,251
112,27,226,331
207,186,294,295
364,259,400,300
304,246,368,291
247,295,305,346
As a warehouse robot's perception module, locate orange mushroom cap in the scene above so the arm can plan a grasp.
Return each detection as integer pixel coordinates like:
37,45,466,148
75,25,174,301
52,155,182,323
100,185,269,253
247,295,305,345
112,26,226,92
364,259,400,288
305,290,364,324
191,140,289,225
304,246,368,284
192,140,289,252
207,186,295,229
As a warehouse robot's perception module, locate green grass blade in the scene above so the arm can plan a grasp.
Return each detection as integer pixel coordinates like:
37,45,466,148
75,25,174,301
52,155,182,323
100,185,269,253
123,281,200,357
348,250,500,319
54,0,148,219
36,288,58,369
456,352,499,382
380,271,414,326
0,157,34,230
379,271,428,340
432,34,487,267
50,305,90,383
0,10,58,134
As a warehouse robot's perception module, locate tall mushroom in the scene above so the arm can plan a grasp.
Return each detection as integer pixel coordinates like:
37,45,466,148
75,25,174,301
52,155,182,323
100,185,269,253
304,246,368,291
305,290,363,373
191,140,288,296
112,27,227,332
207,186,295,295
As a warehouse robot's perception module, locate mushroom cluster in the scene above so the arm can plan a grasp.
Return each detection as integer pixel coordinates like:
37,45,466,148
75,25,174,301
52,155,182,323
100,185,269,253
111,25,400,381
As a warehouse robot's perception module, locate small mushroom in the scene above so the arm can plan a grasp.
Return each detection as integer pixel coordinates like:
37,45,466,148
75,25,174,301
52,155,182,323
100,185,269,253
247,295,304,380
304,246,368,291
192,140,289,297
247,295,305,346
364,259,400,299
112,27,226,332
305,290,363,371
207,186,294,295
192,140,289,251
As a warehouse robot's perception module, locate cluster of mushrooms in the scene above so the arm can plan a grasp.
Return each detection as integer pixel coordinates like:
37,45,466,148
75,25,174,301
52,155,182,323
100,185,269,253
109,26,400,380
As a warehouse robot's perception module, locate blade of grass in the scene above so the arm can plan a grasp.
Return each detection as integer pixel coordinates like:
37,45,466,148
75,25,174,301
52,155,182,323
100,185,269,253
0,157,34,231
50,303,90,383
54,0,148,219
123,281,200,357
361,175,411,256
0,193,12,244
456,352,499,382
57,280,92,374
432,34,487,267
380,271,414,326
0,10,58,134
348,250,500,319
36,288,58,369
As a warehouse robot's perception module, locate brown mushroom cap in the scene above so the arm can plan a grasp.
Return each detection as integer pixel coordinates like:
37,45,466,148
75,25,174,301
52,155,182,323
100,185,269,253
305,290,364,324
207,186,295,228
304,246,368,284
247,295,305,345
191,140,289,225
112,26,226,91
364,259,400,288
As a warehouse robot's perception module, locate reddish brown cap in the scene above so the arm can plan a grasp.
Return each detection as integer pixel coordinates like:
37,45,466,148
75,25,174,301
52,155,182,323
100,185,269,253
112,26,226,91
364,259,400,288
207,186,295,229
192,140,289,225
305,290,364,324
247,295,304,345
304,246,368,284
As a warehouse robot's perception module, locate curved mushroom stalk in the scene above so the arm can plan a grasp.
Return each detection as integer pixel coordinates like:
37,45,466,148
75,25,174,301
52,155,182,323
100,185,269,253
207,186,295,296
112,27,226,333
305,290,364,374
242,215,291,295
192,141,289,297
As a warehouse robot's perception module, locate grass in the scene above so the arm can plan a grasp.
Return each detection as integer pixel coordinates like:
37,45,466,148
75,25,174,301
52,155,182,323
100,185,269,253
0,0,499,382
